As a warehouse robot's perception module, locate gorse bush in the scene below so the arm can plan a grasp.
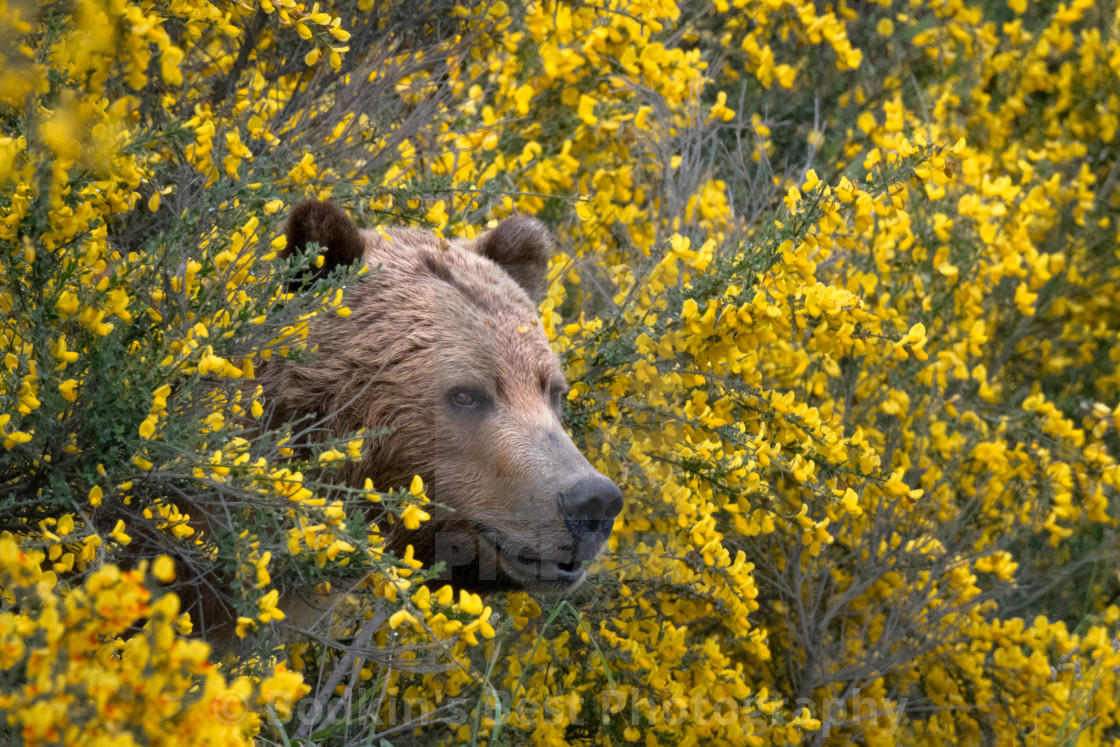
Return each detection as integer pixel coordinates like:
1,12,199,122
2,0,1120,745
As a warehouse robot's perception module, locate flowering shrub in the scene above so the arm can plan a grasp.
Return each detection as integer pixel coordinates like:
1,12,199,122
2,0,1120,745
0,538,309,746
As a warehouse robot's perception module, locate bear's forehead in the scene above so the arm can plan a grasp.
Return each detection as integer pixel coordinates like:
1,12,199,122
362,228,535,315
358,227,560,373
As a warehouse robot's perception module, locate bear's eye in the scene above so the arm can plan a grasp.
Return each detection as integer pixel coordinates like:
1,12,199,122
549,386,567,409
447,388,490,411
451,391,477,407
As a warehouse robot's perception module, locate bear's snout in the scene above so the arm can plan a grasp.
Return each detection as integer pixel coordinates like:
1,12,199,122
559,474,624,542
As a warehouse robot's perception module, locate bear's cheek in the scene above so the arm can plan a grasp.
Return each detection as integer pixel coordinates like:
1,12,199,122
420,419,574,535
428,440,560,521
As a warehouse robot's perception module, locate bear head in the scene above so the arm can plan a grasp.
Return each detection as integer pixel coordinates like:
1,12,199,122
267,201,623,598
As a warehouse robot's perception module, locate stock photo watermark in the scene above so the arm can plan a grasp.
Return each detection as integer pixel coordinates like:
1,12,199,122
215,686,907,737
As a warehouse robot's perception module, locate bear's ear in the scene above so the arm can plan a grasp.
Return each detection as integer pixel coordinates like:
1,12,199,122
282,201,366,287
474,216,552,300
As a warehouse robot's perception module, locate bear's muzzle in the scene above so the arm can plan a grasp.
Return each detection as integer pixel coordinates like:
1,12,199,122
558,473,624,543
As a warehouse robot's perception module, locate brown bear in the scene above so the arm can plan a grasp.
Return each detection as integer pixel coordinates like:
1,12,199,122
258,201,623,637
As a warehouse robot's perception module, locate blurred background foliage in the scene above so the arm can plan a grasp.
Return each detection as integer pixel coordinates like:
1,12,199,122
2,0,1120,744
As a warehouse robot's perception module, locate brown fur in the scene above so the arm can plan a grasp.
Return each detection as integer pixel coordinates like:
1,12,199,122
249,204,622,640
281,200,367,288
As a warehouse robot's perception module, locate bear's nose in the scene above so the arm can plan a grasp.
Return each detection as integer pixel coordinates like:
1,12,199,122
560,475,623,538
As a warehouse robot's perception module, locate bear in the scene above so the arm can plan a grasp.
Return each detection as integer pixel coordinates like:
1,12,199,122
246,201,624,640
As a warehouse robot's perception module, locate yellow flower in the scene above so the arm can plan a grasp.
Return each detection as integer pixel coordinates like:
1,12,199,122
57,379,78,401
577,94,598,125
388,608,417,629
152,555,175,583
258,589,285,623
400,503,430,530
